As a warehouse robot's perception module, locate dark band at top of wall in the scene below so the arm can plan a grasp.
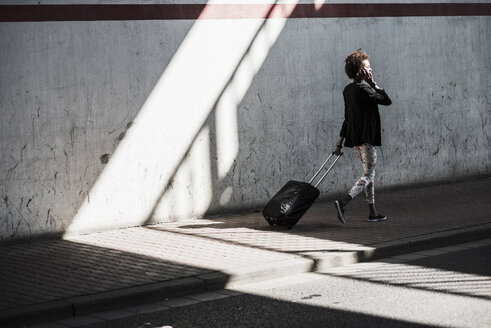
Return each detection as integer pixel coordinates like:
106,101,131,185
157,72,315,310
0,3,490,22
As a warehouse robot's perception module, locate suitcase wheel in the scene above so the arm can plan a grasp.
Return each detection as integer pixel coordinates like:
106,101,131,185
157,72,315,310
265,217,274,226
287,225,293,230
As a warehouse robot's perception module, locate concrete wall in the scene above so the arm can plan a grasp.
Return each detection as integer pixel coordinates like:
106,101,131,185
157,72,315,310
1,1,490,241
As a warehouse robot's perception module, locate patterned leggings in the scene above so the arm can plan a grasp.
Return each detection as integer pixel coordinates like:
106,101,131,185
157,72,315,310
348,144,377,204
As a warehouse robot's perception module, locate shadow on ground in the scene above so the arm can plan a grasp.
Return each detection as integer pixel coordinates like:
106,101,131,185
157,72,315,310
147,177,491,254
0,240,222,327
86,292,441,328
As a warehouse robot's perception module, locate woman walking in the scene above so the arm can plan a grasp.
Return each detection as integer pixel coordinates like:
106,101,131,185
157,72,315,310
333,50,392,223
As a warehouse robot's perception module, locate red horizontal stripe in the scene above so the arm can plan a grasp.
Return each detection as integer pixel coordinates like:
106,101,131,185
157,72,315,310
0,3,490,22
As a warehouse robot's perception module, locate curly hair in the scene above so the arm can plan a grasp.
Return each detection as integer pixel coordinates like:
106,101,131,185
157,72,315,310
345,50,370,80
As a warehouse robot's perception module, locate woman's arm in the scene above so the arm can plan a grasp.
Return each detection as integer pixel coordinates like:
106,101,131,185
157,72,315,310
363,86,392,106
333,136,344,155
361,68,392,106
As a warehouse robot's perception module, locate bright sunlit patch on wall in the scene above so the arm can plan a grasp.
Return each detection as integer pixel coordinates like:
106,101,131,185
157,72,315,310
65,2,299,236
314,0,327,11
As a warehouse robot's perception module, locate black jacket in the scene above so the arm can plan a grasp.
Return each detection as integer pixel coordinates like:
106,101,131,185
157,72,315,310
340,82,392,147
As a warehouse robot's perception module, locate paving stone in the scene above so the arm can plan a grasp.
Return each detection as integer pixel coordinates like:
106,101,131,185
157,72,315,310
434,245,473,253
413,249,448,256
92,309,135,321
349,262,388,270
391,254,429,261
55,315,105,327
160,298,202,308
456,239,491,248
186,291,231,302
124,302,171,314
215,289,244,297
379,257,411,264
0,178,490,326
29,323,69,328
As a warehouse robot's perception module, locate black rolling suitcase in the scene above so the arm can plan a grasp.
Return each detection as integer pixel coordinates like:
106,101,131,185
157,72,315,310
262,152,342,229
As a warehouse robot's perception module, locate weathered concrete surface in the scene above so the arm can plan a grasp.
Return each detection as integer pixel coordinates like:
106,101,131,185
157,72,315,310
0,3,490,240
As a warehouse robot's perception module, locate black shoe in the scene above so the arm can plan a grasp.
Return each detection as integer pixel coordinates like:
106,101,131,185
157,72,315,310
368,214,387,222
334,200,346,224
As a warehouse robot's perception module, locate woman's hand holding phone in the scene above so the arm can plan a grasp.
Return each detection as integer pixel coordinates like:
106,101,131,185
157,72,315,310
362,68,377,88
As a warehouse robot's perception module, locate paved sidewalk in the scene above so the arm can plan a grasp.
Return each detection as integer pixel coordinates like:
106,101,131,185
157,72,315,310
1,177,491,327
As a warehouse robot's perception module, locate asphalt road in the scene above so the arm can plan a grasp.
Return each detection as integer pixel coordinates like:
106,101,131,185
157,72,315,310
76,245,491,328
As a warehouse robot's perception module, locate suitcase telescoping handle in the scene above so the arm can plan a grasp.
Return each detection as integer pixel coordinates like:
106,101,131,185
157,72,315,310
308,151,343,188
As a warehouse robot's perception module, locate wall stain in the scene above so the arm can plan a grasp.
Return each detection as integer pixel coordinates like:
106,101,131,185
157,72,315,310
45,144,56,161
20,144,27,163
31,117,36,148
70,125,75,150
45,209,50,224
63,150,70,174
6,157,19,179
2,194,32,239
100,154,110,164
